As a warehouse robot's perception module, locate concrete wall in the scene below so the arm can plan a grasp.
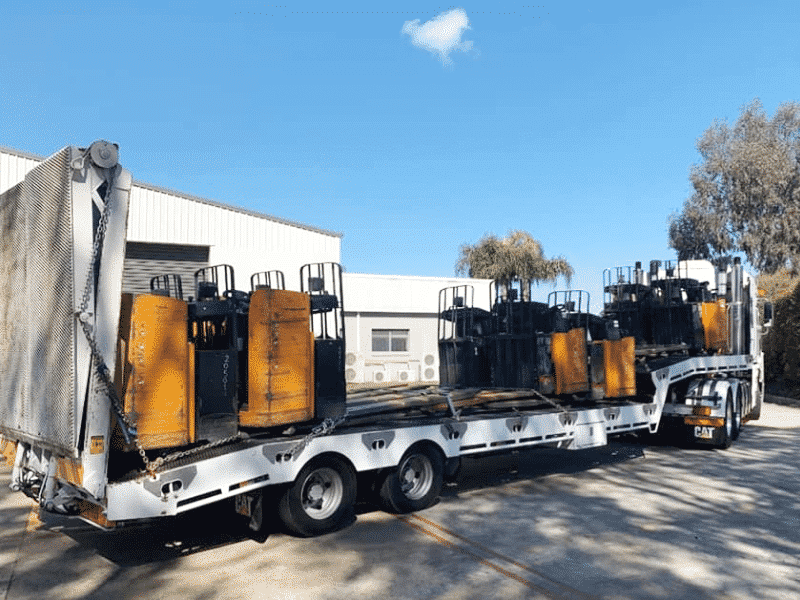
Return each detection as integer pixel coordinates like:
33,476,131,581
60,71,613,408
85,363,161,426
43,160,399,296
344,312,440,384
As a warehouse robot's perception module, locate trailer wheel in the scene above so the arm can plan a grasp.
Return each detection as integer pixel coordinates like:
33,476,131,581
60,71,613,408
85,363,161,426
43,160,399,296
378,444,444,514
278,455,356,537
750,381,762,421
732,386,743,441
716,394,734,450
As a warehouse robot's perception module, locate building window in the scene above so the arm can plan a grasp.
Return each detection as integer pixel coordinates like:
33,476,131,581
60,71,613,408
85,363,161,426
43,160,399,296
372,329,409,352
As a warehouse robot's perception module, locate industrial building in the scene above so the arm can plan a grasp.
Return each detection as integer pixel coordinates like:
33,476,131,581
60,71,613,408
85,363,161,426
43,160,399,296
0,143,489,386
0,145,341,293
342,273,490,385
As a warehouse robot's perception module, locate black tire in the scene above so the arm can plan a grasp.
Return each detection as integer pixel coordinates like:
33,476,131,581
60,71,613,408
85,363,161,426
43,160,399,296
732,387,743,441
716,395,734,450
278,455,356,537
378,444,444,514
750,382,762,420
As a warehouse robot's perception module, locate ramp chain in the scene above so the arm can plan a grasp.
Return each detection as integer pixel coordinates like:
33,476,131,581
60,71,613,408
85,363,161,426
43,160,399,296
74,166,250,478
287,416,347,459
72,160,159,475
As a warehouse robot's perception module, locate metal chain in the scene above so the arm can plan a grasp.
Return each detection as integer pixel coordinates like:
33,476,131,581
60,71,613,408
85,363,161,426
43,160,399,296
154,415,347,473
74,163,133,429
76,149,99,315
529,387,568,414
287,416,347,458
72,161,349,477
73,163,163,476
75,164,252,478
145,433,243,472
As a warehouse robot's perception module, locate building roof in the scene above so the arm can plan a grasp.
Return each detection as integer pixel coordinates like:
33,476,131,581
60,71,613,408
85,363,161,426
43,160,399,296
0,144,342,239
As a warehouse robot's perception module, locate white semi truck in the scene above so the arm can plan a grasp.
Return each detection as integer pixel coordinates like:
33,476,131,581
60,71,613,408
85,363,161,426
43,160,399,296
0,143,771,537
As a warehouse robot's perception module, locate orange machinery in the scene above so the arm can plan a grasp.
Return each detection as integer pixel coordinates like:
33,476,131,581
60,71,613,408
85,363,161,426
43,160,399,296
115,293,194,450
701,298,728,352
239,288,315,427
114,264,341,450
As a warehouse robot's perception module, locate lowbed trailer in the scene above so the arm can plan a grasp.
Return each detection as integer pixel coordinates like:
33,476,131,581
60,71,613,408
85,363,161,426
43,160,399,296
0,143,771,537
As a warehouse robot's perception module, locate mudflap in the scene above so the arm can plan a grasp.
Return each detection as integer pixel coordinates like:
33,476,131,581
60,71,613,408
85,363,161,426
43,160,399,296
689,423,726,446
656,417,724,447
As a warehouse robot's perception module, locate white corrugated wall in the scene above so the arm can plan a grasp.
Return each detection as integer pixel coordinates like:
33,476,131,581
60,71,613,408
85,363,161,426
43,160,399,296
127,183,341,289
0,150,41,194
0,147,342,292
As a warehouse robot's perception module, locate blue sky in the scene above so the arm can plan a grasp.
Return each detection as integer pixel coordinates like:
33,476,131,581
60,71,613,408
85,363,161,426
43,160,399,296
2,1,798,310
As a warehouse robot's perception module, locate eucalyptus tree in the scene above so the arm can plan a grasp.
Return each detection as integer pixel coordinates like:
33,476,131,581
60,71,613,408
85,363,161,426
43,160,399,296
669,99,800,273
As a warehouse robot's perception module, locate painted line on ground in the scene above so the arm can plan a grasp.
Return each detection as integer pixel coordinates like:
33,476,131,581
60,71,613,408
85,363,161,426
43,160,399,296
396,513,598,600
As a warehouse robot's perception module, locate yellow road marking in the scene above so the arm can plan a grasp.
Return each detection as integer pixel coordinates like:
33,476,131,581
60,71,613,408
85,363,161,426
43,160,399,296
395,513,599,600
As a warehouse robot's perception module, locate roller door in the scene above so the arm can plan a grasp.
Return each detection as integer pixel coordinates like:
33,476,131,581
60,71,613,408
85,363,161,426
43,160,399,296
123,242,209,297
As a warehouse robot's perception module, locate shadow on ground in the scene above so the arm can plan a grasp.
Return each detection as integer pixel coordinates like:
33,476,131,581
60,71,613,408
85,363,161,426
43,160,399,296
1,406,797,600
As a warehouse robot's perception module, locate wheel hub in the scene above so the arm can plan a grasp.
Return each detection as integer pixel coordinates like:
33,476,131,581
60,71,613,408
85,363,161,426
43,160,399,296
399,455,433,500
307,483,325,503
401,468,419,487
300,467,343,520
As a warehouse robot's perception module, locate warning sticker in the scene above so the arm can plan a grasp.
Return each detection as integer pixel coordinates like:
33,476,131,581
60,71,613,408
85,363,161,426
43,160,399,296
90,436,105,454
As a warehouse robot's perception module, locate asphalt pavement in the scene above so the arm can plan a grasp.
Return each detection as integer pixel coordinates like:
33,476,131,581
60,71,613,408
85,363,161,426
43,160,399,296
1,402,798,600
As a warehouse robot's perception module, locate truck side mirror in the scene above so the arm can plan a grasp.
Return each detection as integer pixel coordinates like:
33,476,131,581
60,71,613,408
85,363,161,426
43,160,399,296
763,302,773,329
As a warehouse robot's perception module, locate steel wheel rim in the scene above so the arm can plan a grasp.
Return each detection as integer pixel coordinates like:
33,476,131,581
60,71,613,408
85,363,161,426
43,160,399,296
300,467,343,520
399,454,434,501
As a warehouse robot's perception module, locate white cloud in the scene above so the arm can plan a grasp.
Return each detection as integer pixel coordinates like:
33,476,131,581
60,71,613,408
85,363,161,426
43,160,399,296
401,8,474,66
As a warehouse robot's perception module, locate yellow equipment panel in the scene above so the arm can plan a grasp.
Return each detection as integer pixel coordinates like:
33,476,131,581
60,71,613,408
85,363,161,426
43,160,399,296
602,337,636,398
116,293,194,450
552,328,589,395
240,289,314,428
1,438,17,467
702,299,728,352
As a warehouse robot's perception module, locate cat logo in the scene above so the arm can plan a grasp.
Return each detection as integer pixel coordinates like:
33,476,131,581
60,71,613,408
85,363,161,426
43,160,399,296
694,426,714,440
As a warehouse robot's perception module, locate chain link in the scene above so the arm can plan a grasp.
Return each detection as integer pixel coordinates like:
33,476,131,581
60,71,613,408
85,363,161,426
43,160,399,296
153,415,348,472
287,416,346,459
72,159,347,477
74,163,131,429
137,415,348,477
75,164,250,478
529,388,568,414
73,162,165,476
144,433,243,472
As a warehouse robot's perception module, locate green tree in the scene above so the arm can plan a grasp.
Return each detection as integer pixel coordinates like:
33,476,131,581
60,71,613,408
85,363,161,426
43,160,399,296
455,230,573,298
669,99,800,273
